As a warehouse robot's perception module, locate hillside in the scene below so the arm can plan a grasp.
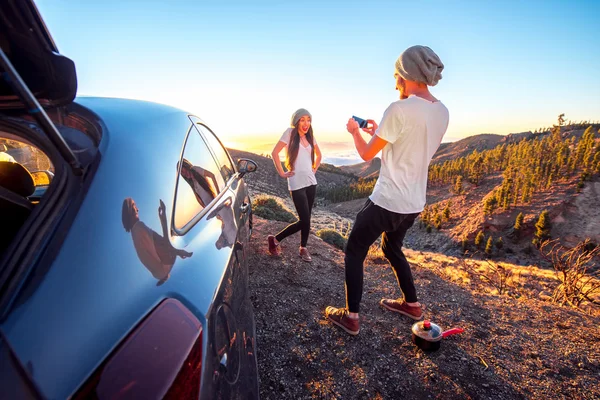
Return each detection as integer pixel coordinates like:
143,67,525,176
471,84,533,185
338,134,510,179
339,157,381,180
432,134,508,164
248,217,600,399
339,126,598,179
228,148,357,199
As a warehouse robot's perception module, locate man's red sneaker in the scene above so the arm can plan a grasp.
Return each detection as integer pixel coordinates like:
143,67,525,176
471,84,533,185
267,235,280,256
380,299,424,320
325,306,360,336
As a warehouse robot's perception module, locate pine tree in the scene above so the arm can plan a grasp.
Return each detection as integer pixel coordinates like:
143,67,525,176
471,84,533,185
485,236,493,256
534,210,551,242
434,213,442,230
483,196,498,215
454,175,463,194
443,202,451,220
475,231,485,248
421,206,430,226
514,212,524,231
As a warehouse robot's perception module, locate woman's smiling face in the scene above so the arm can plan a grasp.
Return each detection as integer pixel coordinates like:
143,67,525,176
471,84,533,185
297,115,311,135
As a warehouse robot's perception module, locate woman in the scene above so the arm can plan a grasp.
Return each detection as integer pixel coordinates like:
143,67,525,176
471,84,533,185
267,108,322,262
122,198,192,285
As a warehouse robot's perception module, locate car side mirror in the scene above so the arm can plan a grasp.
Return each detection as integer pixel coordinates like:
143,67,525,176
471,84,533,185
30,170,54,186
237,158,257,177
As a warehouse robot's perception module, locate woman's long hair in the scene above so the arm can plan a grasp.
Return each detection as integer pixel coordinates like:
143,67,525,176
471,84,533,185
285,125,315,171
122,198,137,232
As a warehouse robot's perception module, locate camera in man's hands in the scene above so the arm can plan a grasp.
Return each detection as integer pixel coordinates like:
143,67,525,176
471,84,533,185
352,115,369,129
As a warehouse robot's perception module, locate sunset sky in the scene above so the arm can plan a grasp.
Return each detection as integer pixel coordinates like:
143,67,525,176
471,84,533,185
36,0,599,163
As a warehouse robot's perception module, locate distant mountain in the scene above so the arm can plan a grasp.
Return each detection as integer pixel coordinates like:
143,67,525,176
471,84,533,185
338,157,381,180
432,133,508,164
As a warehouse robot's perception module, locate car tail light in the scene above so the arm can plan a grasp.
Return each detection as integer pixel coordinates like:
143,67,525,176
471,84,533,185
74,298,203,399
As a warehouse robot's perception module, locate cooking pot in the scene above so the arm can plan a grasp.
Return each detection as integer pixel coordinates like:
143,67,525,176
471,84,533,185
411,320,464,351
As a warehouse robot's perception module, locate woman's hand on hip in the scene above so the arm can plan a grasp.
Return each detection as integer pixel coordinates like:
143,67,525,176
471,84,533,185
281,170,295,178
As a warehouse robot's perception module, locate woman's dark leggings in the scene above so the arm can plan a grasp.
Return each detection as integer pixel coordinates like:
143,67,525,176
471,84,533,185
275,184,316,247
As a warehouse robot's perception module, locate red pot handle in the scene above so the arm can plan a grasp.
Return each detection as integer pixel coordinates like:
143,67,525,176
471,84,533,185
442,328,465,338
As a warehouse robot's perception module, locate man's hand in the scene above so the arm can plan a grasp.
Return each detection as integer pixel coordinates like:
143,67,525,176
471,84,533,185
362,120,378,136
346,118,360,135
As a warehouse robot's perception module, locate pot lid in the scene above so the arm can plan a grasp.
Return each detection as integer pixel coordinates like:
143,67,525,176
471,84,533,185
412,320,442,341
0,0,77,110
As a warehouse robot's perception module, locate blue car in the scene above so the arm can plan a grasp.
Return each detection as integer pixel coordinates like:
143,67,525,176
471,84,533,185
0,1,259,398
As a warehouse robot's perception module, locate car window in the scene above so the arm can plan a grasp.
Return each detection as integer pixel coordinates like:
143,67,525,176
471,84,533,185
0,137,54,187
173,126,225,230
194,124,235,185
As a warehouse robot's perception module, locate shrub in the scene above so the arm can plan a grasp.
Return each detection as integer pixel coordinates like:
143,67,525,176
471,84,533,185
252,195,296,223
461,236,468,253
540,239,600,309
496,237,504,250
316,229,347,250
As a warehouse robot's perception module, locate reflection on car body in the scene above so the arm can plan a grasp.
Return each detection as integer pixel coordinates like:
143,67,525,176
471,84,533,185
207,196,238,249
179,158,218,208
0,1,260,398
122,198,192,285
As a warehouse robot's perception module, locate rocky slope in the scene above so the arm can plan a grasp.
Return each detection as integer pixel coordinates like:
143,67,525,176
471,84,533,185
248,217,600,399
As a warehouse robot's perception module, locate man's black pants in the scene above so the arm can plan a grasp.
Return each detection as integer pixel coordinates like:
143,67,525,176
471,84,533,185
345,199,420,313
276,184,316,247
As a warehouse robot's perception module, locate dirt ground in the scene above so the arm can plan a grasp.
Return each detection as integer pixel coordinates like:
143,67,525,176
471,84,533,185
248,217,600,400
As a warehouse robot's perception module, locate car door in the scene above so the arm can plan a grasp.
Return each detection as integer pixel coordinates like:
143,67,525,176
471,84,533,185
172,117,257,399
191,119,258,397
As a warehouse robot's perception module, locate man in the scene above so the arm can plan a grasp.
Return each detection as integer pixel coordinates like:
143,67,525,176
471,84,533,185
325,45,449,336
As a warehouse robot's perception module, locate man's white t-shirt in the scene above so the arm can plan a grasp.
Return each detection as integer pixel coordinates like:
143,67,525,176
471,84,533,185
370,95,449,214
279,128,318,191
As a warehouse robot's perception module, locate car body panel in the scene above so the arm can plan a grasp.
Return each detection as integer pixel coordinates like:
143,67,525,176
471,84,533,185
1,98,258,398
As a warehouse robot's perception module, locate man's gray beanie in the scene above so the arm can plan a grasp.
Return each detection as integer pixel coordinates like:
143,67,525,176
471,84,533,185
291,108,312,127
395,45,444,86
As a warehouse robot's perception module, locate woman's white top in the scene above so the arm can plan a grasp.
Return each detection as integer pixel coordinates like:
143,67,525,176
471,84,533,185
279,128,318,191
